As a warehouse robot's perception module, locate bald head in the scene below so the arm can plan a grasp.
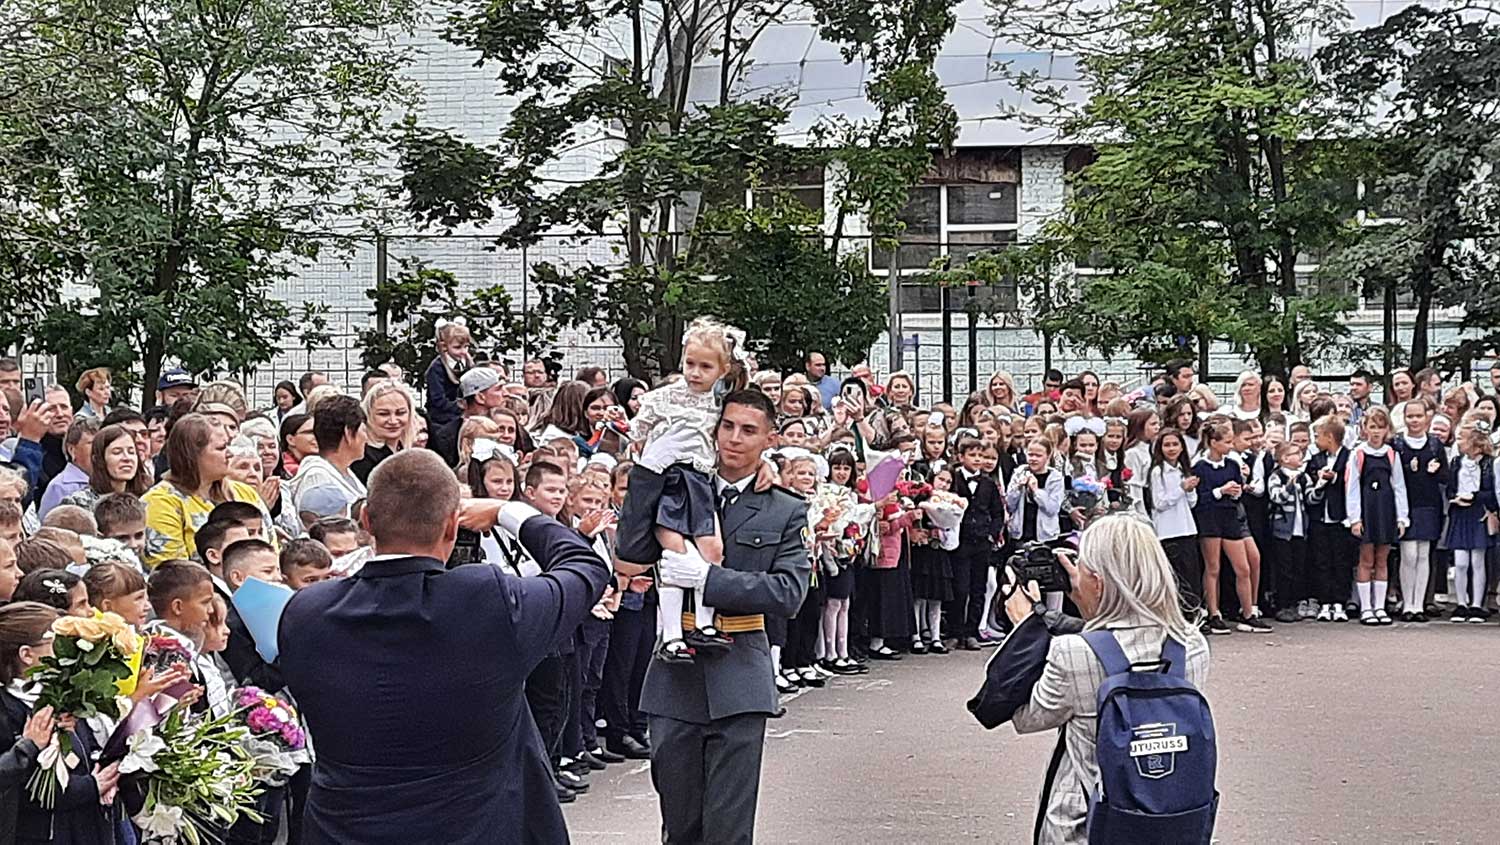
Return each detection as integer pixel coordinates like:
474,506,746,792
365,449,460,556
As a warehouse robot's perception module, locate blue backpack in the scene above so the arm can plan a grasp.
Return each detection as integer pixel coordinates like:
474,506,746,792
1081,630,1218,844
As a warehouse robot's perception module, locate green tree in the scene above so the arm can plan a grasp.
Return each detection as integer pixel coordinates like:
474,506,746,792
985,0,1363,376
1318,6,1500,373
396,0,959,380
358,258,544,387
0,0,420,404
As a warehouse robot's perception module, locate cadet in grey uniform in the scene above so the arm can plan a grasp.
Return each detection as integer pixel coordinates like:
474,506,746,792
640,389,811,845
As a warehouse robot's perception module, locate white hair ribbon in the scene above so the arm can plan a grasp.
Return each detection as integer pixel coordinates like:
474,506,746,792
471,438,516,463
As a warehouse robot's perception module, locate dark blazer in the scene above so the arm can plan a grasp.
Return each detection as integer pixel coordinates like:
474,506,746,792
954,468,1005,545
0,692,111,845
278,514,611,845
640,485,810,724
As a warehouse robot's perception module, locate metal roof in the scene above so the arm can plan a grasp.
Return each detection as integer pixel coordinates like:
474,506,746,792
686,0,1431,147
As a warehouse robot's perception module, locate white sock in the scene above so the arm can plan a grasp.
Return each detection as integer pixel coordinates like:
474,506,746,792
870,637,885,652
981,567,1000,631
1356,581,1373,613
771,644,782,672
695,598,716,631
1399,542,1424,613
1472,553,1489,609
1373,580,1388,610
659,585,685,641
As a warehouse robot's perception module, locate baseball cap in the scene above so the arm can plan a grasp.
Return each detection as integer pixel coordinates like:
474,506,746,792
460,367,501,399
158,368,197,391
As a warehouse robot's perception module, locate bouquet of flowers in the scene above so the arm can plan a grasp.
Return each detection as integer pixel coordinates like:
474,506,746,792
123,705,262,845
1102,467,1135,513
810,484,876,560
25,611,142,807
1068,476,1108,518
233,686,308,787
919,489,967,531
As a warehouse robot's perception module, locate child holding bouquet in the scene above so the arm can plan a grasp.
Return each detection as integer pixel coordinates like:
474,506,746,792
616,317,748,663
911,469,966,653
0,601,122,845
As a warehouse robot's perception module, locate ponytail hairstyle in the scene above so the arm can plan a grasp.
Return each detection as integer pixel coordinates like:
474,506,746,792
0,601,60,686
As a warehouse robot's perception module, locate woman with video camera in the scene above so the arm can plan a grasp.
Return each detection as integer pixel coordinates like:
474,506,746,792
968,515,1211,844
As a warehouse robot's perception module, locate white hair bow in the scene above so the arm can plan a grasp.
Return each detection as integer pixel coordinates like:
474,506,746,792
726,326,749,364
1064,416,1106,437
435,316,467,330
472,438,516,463
928,411,946,429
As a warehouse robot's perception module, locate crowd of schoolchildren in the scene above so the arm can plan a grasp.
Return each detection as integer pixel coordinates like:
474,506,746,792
0,330,1497,840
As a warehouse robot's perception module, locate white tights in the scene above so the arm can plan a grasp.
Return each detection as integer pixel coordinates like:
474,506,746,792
1454,549,1488,608
658,585,715,643
1399,541,1431,614
822,598,850,660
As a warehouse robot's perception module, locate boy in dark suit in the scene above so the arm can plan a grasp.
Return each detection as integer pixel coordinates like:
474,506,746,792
950,437,1006,650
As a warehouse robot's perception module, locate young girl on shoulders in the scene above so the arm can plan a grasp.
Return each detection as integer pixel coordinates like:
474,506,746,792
617,318,747,662
1345,407,1409,626
424,318,474,428
1147,428,1201,612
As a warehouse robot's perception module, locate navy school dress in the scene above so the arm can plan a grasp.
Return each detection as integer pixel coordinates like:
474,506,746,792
1443,455,1496,552
1395,435,1449,542
1191,457,1247,539
616,463,718,565
1351,447,1400,546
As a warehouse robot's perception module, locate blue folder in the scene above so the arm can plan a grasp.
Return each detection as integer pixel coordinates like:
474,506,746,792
231,577,295,663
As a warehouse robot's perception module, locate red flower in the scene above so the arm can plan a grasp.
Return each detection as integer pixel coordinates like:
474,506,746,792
1120,467,1133,482
1102,476,1114,490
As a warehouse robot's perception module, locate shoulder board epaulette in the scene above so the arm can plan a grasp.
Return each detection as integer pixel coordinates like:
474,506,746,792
770,485,806,501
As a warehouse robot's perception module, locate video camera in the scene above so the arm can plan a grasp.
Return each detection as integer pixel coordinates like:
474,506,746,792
1006,541,1070,594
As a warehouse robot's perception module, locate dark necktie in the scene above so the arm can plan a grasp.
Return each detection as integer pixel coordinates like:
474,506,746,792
719,485,742,514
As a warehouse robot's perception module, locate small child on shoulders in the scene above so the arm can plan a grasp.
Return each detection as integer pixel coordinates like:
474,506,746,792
425,318,474,429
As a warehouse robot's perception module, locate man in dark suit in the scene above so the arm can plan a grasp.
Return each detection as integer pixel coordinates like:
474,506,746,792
951,437,1006,650
278,449,611,844
639,390,810,845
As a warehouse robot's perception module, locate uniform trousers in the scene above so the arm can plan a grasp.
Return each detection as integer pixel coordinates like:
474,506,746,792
650,712,767,845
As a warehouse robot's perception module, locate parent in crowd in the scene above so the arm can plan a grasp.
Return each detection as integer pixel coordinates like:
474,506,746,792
36,417,98,519
351,379,415,483
74,366,113,419
431,368,507,467
59,423,150,513
278,449,611,844
286,395,367,531
142,413,269,566
805,351,839,410
640,389,810,844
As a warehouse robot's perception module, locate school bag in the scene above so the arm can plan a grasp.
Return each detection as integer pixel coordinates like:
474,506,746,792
1081,630,1218,844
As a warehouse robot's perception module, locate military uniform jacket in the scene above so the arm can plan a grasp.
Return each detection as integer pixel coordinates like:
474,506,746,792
641,485,810,724
278,515,611,845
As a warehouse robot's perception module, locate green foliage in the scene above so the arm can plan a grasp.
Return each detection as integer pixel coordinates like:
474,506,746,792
396,0,955,379
0,0,421,404
987,0,1364,374
688,203,890,374
1318,6,1500,371
358,258,545,385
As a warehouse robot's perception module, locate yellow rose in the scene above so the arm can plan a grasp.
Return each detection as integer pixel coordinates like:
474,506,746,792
53,615,108,641
111,628,140,657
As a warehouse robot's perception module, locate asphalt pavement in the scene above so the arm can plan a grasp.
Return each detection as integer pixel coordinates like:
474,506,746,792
564,621,1500,844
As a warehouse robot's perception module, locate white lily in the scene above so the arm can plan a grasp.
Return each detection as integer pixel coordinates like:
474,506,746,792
134,802,184,837
119,729,165,775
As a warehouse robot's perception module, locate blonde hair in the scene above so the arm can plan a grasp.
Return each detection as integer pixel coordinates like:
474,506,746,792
456,417,500,471
986,370,1018,407
436,321,471,347
303,384,342,416
1079,515,1199,640
682,317,748,391
360,380,417,451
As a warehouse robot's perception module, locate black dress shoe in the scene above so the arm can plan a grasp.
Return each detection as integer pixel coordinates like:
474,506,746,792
961,637,982,651
768,706,788,719
684,627,733,652
555,782,576,803
609,736,652,760
562,756,590,776
590,746,626,764
556,769,589,792
579,750,608,771
868,647,902,660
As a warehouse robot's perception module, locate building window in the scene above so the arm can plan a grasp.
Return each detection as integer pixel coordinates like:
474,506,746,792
747,165,826,217
871,176,1022,312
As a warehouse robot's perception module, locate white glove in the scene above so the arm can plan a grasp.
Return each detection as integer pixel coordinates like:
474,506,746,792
497,501,543,536
638,424,702,473
658,546,711,591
